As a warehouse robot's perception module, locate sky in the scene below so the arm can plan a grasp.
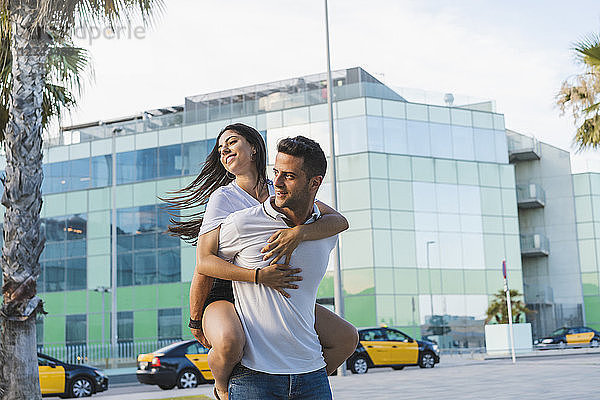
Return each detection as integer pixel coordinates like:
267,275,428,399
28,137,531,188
65,0,600,172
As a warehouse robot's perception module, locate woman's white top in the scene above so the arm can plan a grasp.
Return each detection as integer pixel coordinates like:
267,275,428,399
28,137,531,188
199,180,275,236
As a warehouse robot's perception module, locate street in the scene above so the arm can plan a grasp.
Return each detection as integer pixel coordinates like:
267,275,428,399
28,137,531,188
49,351,600,400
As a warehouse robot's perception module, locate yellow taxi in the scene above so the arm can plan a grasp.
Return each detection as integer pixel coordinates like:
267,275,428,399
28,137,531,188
534,326,600,348
136,340,213,390
346,327,440,374
38,353,108,397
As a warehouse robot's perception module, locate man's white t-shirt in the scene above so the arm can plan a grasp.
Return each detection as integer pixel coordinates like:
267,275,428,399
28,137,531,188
218,198,337,374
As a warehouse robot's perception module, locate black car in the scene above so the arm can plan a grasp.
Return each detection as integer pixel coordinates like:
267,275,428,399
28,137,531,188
38,353,108,398
136,340,213,390
346,327,440,374
534,326,600,348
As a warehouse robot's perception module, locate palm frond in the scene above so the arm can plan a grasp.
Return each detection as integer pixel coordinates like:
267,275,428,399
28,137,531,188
573,32,600,68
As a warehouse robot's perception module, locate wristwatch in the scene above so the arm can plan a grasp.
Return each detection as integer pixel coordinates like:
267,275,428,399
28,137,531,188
188,318,202,329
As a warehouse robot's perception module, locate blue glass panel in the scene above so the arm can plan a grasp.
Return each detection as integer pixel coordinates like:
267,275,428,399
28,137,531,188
45,260,65,292
134,250,157,285
136,148,157,182
66,239,86,258
47,161,68,193
137,205,157,233
116,151,136,184
66,257,86,290
117,253,133,286
43,217,66,241
473,128,495,162
117,208,137,235
158,144,182,178
406,120,431,157
182,141,208,176
43,241,65,260
69,158,90,191
117,235,133,252
158,248,181,283
91,155,112,188
66,214,87,241
134,232,156,249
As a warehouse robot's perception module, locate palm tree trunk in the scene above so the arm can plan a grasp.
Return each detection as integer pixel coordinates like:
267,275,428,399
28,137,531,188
0,2,47,399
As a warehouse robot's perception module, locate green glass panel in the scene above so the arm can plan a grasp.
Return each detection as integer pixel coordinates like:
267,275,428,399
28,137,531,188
180,245,196,283
133,181,157,206
482,216,503,234
87,237,110,256
156,178,183,200
484,234,505,269
392,231,416,267
486,270,503,294
317,272,333,299
418,268,441,294
115,184,133,208
339,180,370,211
388,155,411,181
87,255,110,289
366,98,382,116
411,157,434,182
375,268,394,295
345,295,376,327
87,313,105,343
393,268,418,295
342,268,374,295
65,290,87,314
391,211,414,230
88,188,110,211
406,103,428,121
584,296,600,324
158,283,181,308
41,292,65,315
499,165,515,189
376,295,395,325
337,98,365,118
591,174,600,195
340,231,373,268
478,164,500,187
501,189,518,217
579,240,597,272
134,285,157,310
45,193,67,217
338,153,369,181
66,191,88,214
441,269,464,294
87,289,110,313
428,106,450,124
480,187,502,216
44,315,66,343
134,309,157,340
389,181,413,211
87,210,110,239
373,231,393,267
582,273,599,296
464,270,486,294
504,235,522,272
372,210,391,229
344,210,371,230
117,286,134,311
395,296,419,325
370,179,389,209
369,153,388,179
577,223,595,240
575,196,593,223
573,174,591,196
457,161,479,186
451,109,472,126
434,159,457,184
503,217,519,235
382,100,406,119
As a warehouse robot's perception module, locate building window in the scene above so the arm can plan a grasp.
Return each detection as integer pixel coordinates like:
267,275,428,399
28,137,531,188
117,311,133,343
66,314,87,345
158,308,181,341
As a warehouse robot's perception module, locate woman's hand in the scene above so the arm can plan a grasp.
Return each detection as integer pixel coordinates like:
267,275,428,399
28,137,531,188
191,328,211,349
261,226,305,265
257,263,303,298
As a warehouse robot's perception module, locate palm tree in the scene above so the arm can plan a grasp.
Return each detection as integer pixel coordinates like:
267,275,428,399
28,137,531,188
0,2,162,398
557,33,600,150
485,289,533,324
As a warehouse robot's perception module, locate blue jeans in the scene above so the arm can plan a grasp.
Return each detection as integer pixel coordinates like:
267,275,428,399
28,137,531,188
228,364,332,400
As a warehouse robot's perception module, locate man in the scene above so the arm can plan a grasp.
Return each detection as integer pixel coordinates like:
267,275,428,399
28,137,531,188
218,136,337,399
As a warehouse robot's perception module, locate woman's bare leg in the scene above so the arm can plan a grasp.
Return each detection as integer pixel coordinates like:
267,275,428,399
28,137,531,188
315,304,359,375
203,300,245,400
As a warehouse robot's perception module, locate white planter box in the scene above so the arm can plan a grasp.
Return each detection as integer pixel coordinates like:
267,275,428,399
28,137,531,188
485,323,532,355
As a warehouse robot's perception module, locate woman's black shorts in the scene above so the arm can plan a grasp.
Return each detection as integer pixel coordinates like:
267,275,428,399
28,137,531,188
204,278,234,311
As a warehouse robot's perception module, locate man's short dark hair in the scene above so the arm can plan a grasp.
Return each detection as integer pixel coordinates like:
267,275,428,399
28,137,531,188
277,136,327,178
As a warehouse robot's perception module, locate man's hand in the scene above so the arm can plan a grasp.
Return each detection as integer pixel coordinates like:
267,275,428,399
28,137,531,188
257,263,303,298
191,327,211,349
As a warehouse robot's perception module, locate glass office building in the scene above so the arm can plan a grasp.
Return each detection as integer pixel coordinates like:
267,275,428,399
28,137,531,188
0,67,546,351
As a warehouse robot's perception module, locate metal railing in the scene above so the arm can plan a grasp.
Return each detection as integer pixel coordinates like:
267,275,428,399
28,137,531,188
507,133,541,162
520,233,549,257
516,183,546,208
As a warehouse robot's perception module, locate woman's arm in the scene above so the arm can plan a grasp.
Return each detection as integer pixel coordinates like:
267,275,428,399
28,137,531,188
261,201,348,264
195,227,302,297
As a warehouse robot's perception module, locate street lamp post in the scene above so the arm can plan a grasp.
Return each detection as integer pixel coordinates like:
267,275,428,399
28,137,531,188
93,287,111,346
426,241,435,328
110,128,119,368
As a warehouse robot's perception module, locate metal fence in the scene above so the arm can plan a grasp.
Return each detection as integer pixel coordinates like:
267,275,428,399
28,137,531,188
38,339,180,367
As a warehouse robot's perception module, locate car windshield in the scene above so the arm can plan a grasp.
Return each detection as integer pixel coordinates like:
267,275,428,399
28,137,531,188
550,328,568,336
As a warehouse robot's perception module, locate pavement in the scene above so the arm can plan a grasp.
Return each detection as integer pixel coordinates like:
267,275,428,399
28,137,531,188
80,349,600,399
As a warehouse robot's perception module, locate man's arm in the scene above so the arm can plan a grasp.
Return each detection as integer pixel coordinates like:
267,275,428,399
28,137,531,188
189,270,213,347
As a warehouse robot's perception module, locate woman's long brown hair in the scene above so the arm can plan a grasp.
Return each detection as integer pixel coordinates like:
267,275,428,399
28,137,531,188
161,123,267,245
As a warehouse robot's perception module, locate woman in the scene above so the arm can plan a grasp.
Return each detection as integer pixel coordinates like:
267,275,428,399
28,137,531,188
165,123,357,400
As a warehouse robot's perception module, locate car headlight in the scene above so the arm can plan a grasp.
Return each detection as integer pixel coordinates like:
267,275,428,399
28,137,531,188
541,338,554,344
94,369,105,378
432,344,439,353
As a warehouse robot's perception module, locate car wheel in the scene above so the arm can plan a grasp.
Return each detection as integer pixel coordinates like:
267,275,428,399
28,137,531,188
158,383,176,390
177,369,201,389
69,376,93,398
392,366,404,370
350,356,369,374
558,340,566,349
591,339,599,348
419,352,436,368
